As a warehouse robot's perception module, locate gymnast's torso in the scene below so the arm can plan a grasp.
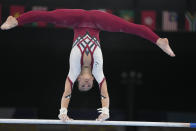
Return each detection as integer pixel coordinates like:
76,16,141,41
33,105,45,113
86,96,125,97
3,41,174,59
68,27,105,87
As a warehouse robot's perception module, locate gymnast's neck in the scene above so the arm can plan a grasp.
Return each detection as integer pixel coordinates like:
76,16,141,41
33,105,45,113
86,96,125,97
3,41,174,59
81,65,92,74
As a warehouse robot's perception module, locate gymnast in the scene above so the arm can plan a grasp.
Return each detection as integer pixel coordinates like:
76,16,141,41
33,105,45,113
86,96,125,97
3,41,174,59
1,9,175,121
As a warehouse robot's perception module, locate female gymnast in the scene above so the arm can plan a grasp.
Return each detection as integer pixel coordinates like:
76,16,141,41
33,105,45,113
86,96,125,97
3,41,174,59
1,9,175,121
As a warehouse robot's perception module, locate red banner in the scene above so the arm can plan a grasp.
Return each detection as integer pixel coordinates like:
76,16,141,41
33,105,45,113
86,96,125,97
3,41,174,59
10,5,25,18
141,11,156,30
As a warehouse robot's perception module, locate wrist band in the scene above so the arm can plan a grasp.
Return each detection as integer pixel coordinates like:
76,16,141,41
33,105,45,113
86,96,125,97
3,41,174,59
59,108,67,115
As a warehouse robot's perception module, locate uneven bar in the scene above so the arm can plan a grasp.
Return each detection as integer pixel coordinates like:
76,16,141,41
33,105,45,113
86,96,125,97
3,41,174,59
0,119,195,128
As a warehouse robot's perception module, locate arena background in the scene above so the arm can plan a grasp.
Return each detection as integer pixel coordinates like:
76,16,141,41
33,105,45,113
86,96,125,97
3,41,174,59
0,0,196,131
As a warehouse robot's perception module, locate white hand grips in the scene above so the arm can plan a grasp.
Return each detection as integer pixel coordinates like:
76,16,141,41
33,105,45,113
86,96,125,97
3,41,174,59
59,108,68,115
58,108,68,120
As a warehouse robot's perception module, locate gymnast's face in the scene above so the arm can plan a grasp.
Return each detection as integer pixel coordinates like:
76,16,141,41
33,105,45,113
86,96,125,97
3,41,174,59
78,73,94,91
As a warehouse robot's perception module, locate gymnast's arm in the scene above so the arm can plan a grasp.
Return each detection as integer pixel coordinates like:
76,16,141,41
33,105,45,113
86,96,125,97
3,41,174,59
58,78,73,121
61,78,72,109
100,80,109,108
96,80,110,121
1,9,85,30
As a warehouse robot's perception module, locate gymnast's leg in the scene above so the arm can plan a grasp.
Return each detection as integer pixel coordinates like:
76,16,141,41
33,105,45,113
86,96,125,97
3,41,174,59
1,9,86,30
90,10,175,57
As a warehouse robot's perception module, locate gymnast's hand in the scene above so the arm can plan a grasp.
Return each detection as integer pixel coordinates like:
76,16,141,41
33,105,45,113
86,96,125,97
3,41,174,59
1,16,18,30
96,113,109,121
58,108,73,121
58,114,73,121
96,107,110,121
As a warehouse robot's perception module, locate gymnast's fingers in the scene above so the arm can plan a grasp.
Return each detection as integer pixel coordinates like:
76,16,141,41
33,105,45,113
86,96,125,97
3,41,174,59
96,114,109,121
59,114,67,122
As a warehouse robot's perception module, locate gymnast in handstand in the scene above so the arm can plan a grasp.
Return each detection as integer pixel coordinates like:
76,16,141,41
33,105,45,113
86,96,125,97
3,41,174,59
1,9,175,121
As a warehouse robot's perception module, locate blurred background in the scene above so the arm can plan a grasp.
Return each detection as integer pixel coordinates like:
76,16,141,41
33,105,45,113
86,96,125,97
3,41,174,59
0,0,196,131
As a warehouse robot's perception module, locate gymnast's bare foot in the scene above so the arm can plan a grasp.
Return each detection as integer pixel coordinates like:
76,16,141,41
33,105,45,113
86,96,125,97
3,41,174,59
156,38,175,57
1,16,18,30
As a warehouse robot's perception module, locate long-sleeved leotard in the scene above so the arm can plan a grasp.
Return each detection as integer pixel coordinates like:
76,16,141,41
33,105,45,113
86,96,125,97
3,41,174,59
16,9,160,88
